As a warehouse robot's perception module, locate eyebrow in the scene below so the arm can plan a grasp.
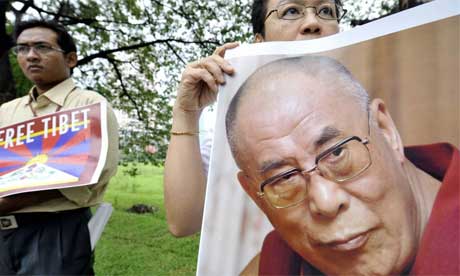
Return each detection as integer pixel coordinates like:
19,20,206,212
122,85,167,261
314,126,342,148
259,159,289,175
16,41,51,46
276,0,330,6
257,126,342,175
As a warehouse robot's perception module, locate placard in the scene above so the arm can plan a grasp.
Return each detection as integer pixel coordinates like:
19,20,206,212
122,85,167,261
0,102,108,197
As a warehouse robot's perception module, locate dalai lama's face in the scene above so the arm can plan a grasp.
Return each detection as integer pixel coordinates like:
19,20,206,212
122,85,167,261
235,72,421,275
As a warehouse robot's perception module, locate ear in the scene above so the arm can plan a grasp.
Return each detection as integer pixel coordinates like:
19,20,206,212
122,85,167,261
65,52,78,69
237,171,264,206
370,98,404,162
254,33,265,43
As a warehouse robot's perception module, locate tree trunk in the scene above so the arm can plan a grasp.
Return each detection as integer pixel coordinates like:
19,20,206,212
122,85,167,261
0,0,16,105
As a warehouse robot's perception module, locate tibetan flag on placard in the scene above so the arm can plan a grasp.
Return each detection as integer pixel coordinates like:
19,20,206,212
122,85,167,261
0,102,108,197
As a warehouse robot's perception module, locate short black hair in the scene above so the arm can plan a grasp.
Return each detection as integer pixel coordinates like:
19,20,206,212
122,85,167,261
14,19,77,54
251,0,344,37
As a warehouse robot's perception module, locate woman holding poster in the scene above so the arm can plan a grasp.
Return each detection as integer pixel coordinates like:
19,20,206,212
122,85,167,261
164,0,347,238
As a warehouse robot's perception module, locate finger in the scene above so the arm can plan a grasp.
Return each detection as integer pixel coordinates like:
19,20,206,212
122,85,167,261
201,59,226,84
187,59,204,69
192,55,233,79
213,42,240,57
209,55,235,75
187,68,218,93
181,59,211,82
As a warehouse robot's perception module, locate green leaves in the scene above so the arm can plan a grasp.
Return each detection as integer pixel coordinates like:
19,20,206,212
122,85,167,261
5,0,399,165
5,0,252,164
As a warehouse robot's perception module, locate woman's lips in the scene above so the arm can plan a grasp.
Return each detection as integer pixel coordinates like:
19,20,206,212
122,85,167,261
326,231,370,251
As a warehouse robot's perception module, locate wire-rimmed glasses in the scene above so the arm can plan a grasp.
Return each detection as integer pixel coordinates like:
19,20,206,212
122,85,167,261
257,136,371,209
265,1,347,22
12,43,65,56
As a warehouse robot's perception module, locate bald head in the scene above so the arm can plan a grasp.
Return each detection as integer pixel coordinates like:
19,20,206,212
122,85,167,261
225,56,370,168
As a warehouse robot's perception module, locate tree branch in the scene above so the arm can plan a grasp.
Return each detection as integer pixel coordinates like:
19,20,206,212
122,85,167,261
9,0,33,24
107,57,143,121
13,0,147,27
77,38,219,66
165,41,186,65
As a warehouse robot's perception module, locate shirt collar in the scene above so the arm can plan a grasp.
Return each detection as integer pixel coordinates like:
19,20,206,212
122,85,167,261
27,78,76,107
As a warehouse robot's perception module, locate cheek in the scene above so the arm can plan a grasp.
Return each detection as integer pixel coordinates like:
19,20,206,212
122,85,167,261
365,175,414,237
17,57,28,71
359,135,408,203
45,57,68,76
323,23,340,35
265,205,314,251
357,158,417,267
265,23,297,41
44,56,59,69
355,152,414,231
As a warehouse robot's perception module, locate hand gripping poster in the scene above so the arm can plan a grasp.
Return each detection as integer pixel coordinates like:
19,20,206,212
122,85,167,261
0,102,108,197
198,1,459,275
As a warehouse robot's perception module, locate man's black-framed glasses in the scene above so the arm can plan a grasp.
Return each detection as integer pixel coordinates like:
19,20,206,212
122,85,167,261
265,1,347,22
12,43,65,56
257,136,371,209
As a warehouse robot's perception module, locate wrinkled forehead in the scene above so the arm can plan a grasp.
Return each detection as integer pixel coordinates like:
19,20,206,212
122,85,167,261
236,71,361,141
239,70,344,111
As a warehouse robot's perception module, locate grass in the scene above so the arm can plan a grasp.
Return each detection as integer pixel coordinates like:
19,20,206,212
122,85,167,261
94,164,200,275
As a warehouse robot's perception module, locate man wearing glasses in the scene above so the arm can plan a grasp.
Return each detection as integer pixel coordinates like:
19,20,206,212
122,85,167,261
165,0,346,238
0,20,119,274
225,56,459,275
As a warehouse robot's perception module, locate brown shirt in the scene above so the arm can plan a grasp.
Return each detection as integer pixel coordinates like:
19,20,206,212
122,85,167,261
0,78,119,212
